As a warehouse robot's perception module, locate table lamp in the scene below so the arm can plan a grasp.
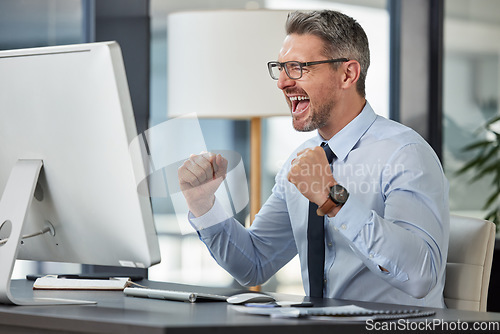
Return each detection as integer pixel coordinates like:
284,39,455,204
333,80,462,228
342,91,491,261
167,10,290,224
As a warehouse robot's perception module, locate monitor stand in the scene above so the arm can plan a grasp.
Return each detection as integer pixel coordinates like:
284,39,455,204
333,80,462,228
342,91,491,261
0,159,95,305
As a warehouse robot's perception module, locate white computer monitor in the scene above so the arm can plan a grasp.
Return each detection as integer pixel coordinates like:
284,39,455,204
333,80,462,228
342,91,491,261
0,42,161,305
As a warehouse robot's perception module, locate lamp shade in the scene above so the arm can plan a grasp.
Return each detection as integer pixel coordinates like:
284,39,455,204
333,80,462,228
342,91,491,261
167,10,291,119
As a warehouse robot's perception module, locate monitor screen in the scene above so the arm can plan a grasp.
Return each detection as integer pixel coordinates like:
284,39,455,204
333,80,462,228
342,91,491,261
0,42,161,304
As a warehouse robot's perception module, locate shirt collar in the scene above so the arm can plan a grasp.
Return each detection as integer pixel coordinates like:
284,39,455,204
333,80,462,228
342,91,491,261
315,101,377,161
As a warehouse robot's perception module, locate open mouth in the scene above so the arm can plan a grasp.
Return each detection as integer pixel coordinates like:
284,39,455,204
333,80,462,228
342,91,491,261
289,95,310,114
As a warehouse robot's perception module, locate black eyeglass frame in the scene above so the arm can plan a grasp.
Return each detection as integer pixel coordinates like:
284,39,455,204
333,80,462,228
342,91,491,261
267,58,349,80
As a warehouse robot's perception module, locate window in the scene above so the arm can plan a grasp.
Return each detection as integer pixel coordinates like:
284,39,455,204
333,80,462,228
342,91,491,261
443,0,500,219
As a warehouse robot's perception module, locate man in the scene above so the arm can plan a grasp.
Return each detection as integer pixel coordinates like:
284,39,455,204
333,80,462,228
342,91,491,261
178,10,449,307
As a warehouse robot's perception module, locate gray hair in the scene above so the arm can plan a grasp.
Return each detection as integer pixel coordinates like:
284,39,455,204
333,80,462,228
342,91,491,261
285,10,370,97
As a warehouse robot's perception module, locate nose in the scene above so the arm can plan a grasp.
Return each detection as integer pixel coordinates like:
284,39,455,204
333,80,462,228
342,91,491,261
277,70,296,91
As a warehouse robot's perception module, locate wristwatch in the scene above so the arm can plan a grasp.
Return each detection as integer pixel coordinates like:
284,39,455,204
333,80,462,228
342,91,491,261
316,184,349,216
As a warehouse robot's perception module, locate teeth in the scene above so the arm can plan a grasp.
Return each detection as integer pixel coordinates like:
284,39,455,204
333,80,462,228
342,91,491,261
289,96,309,101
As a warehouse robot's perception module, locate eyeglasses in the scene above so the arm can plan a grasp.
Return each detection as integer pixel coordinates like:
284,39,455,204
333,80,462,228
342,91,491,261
267,58,349,80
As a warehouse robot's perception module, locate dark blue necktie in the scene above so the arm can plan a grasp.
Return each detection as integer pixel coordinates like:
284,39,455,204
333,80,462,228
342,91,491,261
307,142,335,298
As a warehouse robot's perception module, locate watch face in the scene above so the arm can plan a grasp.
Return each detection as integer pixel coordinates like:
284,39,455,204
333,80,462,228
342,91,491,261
330,184,349,204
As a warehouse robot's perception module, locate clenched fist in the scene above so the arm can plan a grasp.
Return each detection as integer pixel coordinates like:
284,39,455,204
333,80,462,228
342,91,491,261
287,146,336,207
178,152,228,217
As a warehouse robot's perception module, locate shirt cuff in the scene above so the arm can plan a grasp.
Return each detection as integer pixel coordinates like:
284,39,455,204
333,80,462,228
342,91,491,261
328,194,372,241
189,198,231,231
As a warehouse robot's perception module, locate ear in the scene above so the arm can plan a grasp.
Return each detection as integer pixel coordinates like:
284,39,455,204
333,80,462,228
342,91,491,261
341,60,361,90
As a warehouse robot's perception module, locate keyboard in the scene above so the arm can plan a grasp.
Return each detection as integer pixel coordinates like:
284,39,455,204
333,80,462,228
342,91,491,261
124,287,229,303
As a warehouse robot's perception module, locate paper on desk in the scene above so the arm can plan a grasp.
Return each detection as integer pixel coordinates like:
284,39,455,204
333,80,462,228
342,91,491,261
33,276,131,290
231,304,372,318
231,304,435,321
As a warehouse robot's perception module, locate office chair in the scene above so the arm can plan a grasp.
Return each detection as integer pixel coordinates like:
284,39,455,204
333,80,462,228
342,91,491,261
444,214,496,311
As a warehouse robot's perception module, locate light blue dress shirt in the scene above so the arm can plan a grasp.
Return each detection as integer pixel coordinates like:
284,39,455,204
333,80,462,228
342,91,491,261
189,102,449,308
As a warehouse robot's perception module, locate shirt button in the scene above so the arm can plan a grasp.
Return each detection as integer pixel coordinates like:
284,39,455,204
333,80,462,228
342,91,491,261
341,224,347,230
328,242,333,247
334,227,338,231
324,279,327,283
369,253,374,258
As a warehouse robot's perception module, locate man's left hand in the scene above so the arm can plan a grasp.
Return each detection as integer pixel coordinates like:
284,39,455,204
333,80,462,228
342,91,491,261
287,146,336,206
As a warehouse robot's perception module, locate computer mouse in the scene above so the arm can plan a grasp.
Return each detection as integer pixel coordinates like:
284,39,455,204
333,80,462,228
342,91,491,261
226,292,276,305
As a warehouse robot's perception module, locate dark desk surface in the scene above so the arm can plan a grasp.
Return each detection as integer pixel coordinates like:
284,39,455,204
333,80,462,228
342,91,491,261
1,279,500,334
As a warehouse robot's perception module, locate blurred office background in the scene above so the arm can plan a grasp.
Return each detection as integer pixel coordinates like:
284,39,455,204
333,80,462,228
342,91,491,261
1,0,499,298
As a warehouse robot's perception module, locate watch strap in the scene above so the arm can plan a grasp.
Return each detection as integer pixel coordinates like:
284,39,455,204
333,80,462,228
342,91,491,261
316,198,337,216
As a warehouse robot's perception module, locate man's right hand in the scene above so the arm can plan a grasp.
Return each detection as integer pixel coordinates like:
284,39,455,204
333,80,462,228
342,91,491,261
178,152,228,217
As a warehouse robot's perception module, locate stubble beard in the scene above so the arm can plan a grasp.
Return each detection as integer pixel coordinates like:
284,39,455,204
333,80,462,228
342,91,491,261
293,100,334,133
